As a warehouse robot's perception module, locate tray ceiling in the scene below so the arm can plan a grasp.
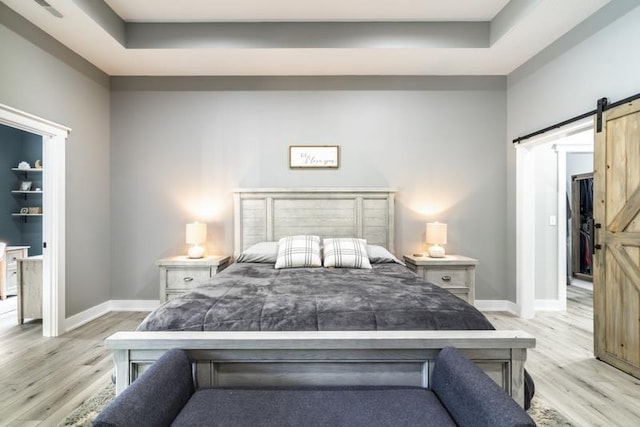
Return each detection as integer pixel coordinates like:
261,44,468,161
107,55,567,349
1,0,613,76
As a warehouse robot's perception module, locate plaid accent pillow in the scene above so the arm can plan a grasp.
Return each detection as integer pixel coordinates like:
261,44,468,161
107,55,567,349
323,238,372,269
274,235,322,269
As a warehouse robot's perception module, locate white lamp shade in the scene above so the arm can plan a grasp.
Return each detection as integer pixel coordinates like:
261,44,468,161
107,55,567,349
186,222,207,245
426,222,447,245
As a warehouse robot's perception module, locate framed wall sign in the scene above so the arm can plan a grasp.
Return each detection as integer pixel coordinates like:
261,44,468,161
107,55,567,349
289,145,339,169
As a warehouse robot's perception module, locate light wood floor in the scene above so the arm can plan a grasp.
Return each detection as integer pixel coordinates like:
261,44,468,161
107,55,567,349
0,310,147,426
0,296,18,331
488,285,640,427
0,286,638,426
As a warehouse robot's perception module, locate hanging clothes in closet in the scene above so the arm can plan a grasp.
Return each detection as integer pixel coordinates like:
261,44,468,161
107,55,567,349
572,173,594,279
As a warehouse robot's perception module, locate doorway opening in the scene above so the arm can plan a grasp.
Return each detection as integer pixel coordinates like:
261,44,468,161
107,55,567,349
515,119,593,317
0,103,68,337
0,124,44,329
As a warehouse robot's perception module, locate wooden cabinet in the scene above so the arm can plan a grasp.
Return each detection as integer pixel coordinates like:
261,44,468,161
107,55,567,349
0,246,29,299
156,255,231,303
403,255,478,304
17,256,42,323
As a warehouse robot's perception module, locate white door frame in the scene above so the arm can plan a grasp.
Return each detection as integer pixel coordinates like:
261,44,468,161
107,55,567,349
0,103,68,337
514,118,593,318
554,141,593,311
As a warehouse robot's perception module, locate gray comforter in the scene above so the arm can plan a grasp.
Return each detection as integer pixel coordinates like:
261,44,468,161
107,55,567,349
137,262,494,332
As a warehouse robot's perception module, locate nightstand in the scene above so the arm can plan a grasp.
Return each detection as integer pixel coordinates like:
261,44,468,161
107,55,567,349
156,255,231,303
403,254,478,304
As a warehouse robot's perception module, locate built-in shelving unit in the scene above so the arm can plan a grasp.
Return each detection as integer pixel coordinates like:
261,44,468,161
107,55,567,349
11,167,43,220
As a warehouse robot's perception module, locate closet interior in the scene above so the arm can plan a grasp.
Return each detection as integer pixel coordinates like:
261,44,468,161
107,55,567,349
571,173,594,281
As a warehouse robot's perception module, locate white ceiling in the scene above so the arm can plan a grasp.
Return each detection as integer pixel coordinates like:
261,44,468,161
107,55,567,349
104,0,511,22
2,0,612,76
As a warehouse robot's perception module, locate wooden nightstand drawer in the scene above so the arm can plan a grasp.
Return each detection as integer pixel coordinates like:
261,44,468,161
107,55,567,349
157,255,231,303
166,267,212,290
424,268,469,288
403,255,478,304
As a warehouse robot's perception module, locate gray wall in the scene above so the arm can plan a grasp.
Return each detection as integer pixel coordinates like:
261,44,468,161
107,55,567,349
0,126,43,256
18,131,44,257
3,1,638,314
0,125,23,245
506,3,640,301
110,78,508,300
0,5,111,316
566,153,593,194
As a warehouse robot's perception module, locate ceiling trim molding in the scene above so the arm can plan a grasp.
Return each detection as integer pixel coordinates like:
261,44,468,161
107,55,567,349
110,75,506,92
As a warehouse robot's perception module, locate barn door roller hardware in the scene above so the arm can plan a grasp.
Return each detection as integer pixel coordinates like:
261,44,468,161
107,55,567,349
596,98,608,133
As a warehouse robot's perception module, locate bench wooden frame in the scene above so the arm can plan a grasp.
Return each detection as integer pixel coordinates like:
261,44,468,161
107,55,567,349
107,330,534,407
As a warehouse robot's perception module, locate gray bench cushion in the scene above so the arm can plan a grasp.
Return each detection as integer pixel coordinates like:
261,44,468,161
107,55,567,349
94,349,193,427
432,347,535,427
172,386,456,427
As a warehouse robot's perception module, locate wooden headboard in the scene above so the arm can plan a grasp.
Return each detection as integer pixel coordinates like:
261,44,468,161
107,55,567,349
233,188,396,257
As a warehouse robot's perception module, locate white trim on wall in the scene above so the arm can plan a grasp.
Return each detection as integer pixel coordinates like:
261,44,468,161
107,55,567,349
514,118,593,317
64,299,159,332
534,299,566,311
554,140,593,312
474,299,519,315
0,103,69,337
515,145,536,318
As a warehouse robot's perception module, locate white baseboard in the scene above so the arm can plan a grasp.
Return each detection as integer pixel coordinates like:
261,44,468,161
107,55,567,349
474,300,519,315
64,300,112,332
534,299,566,311
64,299,160,332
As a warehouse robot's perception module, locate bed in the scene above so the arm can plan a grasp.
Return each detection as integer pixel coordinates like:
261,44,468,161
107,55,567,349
106,188,535,407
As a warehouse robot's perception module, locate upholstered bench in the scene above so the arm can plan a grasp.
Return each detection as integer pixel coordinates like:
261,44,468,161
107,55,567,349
94,347,534,427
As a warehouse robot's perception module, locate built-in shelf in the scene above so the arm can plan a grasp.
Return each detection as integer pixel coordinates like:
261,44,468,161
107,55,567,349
12,213,43,223
11,168,43,172
10,168,44,222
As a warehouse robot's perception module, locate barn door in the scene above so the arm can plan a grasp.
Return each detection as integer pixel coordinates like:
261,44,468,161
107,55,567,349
593,99,640,378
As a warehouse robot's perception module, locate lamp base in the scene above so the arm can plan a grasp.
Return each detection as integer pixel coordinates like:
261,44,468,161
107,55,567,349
188,245,205,259
428,244,445,258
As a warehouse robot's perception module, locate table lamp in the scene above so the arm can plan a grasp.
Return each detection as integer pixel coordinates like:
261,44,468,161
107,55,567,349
186,222,207,259
426,222,447,258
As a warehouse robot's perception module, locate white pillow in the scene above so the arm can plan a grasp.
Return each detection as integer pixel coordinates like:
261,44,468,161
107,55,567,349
323,238,372,269
236,242,279,263
274,235,322,269
367,245,405,266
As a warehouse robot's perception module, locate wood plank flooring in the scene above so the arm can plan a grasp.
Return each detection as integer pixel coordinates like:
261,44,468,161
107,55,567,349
0,296,18,330
488,286,640,427
0,286,637,426
0,311,147,426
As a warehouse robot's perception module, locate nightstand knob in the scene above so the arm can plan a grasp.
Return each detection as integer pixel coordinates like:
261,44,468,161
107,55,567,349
183,277,194,282
441,275,452,282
